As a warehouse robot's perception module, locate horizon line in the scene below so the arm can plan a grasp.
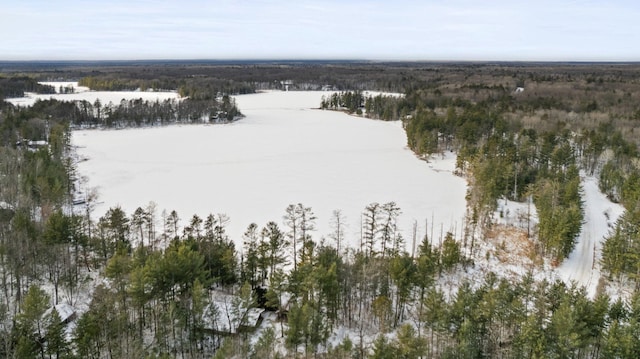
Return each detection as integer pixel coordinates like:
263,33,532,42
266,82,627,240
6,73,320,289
2,58,640,66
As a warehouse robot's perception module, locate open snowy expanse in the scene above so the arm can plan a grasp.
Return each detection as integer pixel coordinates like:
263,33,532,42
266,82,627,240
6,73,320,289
6,81,179,107
73,91,468,249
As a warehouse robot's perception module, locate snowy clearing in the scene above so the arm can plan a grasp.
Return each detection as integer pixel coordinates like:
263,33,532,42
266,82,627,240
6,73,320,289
72,91,468,249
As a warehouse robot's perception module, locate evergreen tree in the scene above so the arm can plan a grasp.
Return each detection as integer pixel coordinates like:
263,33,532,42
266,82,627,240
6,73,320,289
389,253,416,326
286,301,308,356
441,232,461,272
263,221,288,281
45,309,70,359
379,202,401,258
284,204,316,271
362,202,381,257
251,326,277,359
242,223,260,288
329,209,346,255
265,269,287,336
396,323,427,359
16,285,51,354
131,206,147,245
97,206,131,259
369,334,396,359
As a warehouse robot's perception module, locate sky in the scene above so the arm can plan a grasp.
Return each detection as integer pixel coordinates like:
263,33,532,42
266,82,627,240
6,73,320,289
1,0,639,61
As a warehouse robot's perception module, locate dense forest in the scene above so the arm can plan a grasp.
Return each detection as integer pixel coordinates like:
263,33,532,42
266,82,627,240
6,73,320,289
0,77,55,99
2,62,640,358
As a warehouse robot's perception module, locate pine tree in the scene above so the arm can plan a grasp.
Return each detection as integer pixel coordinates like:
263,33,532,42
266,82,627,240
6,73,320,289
128,265,149,338
102,206,131,252
286,301,307,357
389,253,415,326
441,232,461,272
73,309,102,358
45,309,70,359
15,335,38,359
190,278,209,347
363,203,381,257
105,250,132,307
284,204,316,270
422,288,448,354
212,337,236,359
242,223,260,288
251,326,277,359
370,334,396,359
315,246,341,327
396,323,427,359
265,269,287,337
166,210,180,240
131,206,147,245
231,282,256,333
379,202,401,259
284,204,301,271
16,285,51,358
329,209,346,255
263,221,288,281
329,337,354,359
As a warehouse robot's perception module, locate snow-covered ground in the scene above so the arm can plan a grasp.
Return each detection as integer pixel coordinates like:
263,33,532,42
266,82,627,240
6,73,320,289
483,175,625,299
6,81,180,107
494,197,537,233
556,175,624,298
429,172,628,301
72,91,468,250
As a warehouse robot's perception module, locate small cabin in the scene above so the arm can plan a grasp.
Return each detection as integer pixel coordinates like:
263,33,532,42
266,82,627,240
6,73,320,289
43,303,77,324
202,292,264,335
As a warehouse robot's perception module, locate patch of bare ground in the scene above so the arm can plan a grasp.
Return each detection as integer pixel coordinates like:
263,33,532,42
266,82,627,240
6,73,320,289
484,224,542,267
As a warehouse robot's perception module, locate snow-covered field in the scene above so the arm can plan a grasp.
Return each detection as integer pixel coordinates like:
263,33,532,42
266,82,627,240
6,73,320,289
73,91,468,249
6,81,179,107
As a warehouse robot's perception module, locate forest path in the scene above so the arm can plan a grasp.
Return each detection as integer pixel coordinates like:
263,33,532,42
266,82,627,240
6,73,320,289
556,175,624,298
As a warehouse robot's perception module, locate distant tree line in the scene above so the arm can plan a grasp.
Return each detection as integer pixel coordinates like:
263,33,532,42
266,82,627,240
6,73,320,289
0,76,55,99
320,91,409,120
2,96,242,133
76,95,242,128
78,76,256,99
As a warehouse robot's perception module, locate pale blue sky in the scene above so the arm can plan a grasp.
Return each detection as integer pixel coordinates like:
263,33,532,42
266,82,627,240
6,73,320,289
1,0,639,61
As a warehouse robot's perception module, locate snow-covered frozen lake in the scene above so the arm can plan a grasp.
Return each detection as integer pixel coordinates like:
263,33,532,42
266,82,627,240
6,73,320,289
73,91,468,249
